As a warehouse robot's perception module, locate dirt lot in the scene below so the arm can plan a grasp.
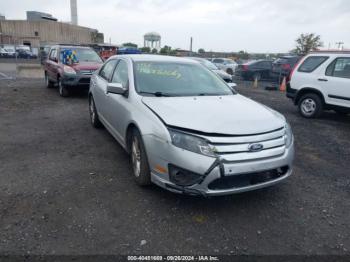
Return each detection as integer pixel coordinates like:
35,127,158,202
0,78,349,256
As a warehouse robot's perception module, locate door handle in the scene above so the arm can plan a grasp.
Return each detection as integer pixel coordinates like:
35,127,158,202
318,78,328,82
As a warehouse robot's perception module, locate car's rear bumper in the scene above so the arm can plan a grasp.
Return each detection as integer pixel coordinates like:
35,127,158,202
286,82,297,100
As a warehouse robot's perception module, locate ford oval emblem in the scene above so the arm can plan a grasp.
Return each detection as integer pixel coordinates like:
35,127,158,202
248,143,264,152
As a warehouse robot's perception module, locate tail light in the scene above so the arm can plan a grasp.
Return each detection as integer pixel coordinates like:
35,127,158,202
242,65,249,71
287,58,303,82
282,64,291,70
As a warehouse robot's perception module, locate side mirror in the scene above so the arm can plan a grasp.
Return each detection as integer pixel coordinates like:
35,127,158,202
107,83,127,95
227,82,237,91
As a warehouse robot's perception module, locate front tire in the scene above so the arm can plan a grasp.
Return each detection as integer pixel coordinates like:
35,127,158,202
58,77,69,97
130,129,151,186
298,93,323,118
227,68,233,75
89,96,102,128
45,73,54,88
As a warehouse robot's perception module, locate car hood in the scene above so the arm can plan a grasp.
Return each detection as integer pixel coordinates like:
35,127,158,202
142,95,285,135
71,62,102,71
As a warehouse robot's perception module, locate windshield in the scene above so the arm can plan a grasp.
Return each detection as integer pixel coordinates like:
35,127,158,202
134,62,233,96
60,48,102,63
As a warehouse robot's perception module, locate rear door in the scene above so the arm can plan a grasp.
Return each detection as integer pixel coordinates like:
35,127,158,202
46,48,58,81
322,57,350,107
292,55,329,95
259,61,272,78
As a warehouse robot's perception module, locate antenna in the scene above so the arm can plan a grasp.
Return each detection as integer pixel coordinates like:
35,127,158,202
335,41,344,50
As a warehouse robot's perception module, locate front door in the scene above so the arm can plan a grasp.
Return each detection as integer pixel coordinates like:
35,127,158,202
107,59,131,144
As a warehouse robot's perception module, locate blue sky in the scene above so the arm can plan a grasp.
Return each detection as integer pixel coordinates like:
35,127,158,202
1,0,349,52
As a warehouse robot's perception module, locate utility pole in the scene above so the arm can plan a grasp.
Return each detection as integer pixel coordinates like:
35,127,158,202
190,37,193,55
335,41,344,50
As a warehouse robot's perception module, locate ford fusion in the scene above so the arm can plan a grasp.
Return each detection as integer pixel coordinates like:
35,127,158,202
89,55,294,196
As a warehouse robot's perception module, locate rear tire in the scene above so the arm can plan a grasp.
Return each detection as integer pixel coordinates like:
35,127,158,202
298,93,323,118
89,96,102,128
58,77,69,97
130,129,151,186
227,68,233,75
45,73,54,88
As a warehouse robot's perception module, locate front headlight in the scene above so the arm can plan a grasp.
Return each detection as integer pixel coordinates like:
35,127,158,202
285,123,293,148
168,129,216,157
63,65,76,75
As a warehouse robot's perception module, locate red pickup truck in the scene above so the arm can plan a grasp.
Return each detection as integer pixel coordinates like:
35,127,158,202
44,45,103,97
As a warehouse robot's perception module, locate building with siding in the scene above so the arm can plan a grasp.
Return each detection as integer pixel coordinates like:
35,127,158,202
0,19,104,49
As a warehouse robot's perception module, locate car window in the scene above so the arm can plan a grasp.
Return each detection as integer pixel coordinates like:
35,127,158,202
49,49,57,61
326,58,350,79
223,59,233,65
260,62,271,69
111,60,129,88
213,59,224,64
298,56,328,73
99,59,118,81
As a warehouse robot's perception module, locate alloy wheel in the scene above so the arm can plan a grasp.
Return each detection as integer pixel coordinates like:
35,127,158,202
89,98,96,124
58,80,63,96
301,98,316,116
131,137,141,178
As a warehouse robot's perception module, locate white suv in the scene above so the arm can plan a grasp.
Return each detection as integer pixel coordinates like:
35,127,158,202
287,51,350,118
212,58,238,75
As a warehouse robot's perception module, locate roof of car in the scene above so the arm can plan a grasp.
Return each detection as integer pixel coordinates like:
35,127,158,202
278,55,299,59
309,50,350,56
53,45,92,49
110,54,199,64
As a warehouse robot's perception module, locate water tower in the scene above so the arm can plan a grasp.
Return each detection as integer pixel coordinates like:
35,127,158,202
144,32,161,49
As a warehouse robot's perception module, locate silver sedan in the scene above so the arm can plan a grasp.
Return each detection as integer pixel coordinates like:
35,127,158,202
89,55,294,196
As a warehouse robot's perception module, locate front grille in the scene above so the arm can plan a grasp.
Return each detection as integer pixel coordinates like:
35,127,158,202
208,166,289,190
204,128,286,162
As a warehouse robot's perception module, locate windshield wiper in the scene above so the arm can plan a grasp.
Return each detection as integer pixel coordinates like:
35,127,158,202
139,91,174,97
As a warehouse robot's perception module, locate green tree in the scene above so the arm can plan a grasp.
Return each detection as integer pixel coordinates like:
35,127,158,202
139,47,151,53
160,45,172,55
198,48,205,54
292,33,323,55
151,48,158,54
237,50,249,60
122,42,138,48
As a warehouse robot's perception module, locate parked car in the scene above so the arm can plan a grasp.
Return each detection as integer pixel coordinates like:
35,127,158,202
44,45,103,97
0,48,10,58
187,57,234,83
0,46,16,58
89,55,294,196
287,51,350,118
16,49,37,59
271,55,301,81
235,60,273,80
212,58,237,75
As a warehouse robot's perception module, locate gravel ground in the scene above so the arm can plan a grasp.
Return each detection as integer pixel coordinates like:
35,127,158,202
0,78,349,257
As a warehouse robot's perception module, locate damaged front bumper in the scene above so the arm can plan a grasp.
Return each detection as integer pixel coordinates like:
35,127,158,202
143,132,294,197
